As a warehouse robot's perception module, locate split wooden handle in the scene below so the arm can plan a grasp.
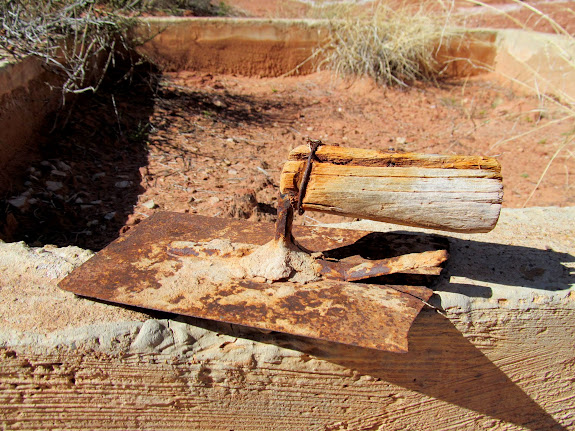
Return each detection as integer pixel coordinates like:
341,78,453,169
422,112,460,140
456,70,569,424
280,145,503,233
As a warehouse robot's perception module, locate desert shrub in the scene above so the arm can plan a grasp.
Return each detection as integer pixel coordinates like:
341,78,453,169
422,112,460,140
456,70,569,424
0,0,235,98
0,0,136,97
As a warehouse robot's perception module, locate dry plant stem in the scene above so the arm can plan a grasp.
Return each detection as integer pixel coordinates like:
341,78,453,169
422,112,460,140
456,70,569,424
490,116,572,150
457,0,575,197
522,137,574,207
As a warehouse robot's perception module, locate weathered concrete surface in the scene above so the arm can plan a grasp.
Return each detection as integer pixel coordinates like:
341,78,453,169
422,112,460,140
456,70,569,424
0,207,573,430
133,17,330,76
493,29,575,104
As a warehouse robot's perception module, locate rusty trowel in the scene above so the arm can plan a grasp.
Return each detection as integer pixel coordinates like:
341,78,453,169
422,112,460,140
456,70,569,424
59,143,502,352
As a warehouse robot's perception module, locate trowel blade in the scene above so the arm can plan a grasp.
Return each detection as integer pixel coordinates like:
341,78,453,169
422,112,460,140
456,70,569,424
58,212,435,352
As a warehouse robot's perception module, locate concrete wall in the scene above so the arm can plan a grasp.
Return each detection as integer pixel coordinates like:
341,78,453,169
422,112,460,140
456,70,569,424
134,18,575,104
494,29,575,103
0,57,63,194
133,17,330,76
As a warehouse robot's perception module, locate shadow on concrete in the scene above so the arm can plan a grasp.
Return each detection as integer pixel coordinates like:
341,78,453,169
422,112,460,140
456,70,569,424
172,310,566,431
321,232,574,298
430,236,574,299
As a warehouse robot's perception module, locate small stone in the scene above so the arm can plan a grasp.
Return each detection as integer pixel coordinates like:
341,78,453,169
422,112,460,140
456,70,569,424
57,161,72,171
208,196,220,205
92,172,106,180
228,169,238,175
104,211,116,220
395,137,407,145
45,181,63,192
212,97,227,108
142,200,157,209
8,196,28,209
115,180,131,188
51,170,67,177
90,200,102,205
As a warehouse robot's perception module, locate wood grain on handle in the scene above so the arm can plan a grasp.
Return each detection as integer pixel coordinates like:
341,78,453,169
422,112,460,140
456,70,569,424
280,145,503,233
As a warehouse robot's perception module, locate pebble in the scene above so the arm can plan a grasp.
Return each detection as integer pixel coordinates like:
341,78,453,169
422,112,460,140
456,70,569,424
142,200,157,209
45,181,63,192
115,180,132,188
92,172,106,180
51,170,68,177
212,97,227,108
104,211,116,220
8,196,28,209
57,161,72,171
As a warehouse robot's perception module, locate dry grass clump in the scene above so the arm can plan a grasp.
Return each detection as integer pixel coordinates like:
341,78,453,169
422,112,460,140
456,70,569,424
0,0,135,98
0,0,235,99
315,3,456,87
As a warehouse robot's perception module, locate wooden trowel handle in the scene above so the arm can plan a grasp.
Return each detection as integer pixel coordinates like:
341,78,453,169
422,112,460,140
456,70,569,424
280,145,503,233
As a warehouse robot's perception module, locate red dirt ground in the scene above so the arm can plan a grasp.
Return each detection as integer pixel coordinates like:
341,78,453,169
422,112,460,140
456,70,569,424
140,71,575,213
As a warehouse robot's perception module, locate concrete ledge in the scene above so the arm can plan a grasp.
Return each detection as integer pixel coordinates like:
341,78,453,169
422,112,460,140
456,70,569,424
0,207,573,429
494,28,575,103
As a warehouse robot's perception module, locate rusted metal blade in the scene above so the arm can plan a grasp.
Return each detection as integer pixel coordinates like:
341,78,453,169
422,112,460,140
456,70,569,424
59,212,442,352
